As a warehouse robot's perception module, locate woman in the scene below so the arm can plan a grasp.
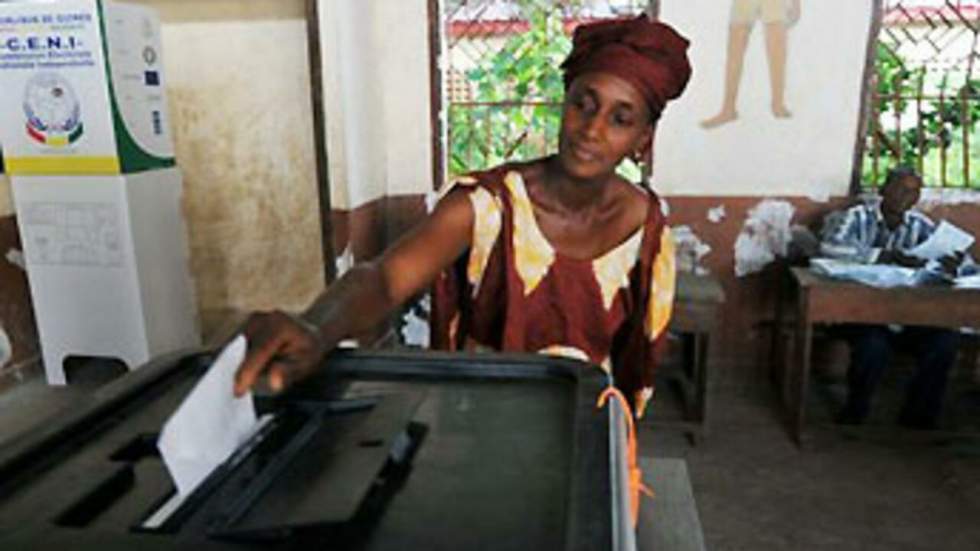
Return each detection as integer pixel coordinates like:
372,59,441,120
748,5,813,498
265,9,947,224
234,16,692,418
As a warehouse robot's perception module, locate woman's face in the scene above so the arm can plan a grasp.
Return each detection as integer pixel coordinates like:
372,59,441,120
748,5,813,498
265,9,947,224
557,72,653,181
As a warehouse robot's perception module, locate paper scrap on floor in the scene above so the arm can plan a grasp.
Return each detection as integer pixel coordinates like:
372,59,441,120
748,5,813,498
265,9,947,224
157,335,258,497
907,220,975,260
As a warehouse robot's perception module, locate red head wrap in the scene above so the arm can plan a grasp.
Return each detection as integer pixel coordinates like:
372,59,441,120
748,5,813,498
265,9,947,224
561,16,692,121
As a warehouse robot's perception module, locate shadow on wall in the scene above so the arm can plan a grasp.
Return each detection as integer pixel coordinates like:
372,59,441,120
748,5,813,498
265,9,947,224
149,0,325,336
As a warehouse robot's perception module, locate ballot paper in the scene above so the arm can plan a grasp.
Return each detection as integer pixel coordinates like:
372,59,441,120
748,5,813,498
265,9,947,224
157,335,258,496
907,221,975,261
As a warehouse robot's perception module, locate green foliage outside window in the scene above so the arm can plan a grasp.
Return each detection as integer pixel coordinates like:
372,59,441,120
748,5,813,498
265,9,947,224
862,42,980,188
448,6,569,176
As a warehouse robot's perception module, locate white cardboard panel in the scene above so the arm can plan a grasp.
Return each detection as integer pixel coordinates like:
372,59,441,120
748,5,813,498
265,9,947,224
11,170,198,384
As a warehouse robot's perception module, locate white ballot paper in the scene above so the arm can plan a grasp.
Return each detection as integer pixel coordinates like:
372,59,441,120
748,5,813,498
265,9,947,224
157,335,258,497
908,221,975,260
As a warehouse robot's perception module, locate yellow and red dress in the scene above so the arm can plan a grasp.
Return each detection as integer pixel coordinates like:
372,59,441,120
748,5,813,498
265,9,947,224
430,165,676,417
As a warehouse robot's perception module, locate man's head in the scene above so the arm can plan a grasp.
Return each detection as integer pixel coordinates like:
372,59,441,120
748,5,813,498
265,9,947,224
879,166,922,227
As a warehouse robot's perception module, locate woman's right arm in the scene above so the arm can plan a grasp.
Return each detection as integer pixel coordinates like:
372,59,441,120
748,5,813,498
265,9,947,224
233,189,475,396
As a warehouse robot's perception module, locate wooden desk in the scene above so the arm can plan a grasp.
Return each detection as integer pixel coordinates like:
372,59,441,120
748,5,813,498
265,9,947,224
657,273,725,442
637,457,707,551
787,267,980,444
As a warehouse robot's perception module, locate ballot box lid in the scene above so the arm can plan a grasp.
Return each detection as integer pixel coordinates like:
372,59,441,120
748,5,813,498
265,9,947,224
0,349,620,551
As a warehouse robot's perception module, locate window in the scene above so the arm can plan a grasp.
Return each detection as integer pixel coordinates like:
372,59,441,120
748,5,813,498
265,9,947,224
864,0,980,189
436,0,652,181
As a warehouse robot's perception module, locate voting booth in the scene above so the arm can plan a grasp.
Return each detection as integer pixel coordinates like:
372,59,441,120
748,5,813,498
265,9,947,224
0,349,637,550
0,0,199,384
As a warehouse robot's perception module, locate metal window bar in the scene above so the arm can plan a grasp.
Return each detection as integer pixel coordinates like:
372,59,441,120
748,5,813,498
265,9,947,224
864,0,980,190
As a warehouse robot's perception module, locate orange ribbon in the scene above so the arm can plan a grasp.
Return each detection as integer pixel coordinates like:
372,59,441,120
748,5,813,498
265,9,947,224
597,386,654,527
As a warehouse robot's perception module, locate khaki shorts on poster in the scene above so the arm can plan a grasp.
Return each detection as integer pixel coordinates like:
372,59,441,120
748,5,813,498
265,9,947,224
730,0,788,24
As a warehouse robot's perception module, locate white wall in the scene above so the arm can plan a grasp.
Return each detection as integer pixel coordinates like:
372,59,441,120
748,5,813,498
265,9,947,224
381,1,436,197
320,0,434,210
655,0,874,197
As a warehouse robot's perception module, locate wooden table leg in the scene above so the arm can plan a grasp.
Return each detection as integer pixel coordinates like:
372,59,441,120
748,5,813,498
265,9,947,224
695,332,710,439
781,330,793,409
792,295,813,446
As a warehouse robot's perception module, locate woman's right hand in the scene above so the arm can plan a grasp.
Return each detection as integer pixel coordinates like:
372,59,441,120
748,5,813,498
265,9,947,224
229,186,477,398
233,311,330,397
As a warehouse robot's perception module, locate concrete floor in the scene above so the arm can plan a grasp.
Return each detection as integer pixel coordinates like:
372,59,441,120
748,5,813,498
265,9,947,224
643,383,980,551
1,361,978,550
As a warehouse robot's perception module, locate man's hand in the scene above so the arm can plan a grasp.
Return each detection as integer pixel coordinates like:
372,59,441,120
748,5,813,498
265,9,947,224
938,251,965,276
233,311,329,397
877,249,927,268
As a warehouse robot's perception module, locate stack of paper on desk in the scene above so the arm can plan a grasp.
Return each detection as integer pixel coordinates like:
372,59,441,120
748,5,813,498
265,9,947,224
811,258,979,289
810,258,919,288
157,335,258,497
955,274,980,290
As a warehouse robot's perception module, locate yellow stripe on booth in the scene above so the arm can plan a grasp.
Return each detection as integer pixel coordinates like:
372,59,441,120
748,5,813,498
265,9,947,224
5,156,122,175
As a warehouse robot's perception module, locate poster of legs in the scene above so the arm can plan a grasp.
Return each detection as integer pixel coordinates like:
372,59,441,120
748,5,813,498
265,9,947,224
654,0,875,197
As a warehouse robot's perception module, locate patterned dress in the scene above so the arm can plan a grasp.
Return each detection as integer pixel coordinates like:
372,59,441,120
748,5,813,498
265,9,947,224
430,165,676,416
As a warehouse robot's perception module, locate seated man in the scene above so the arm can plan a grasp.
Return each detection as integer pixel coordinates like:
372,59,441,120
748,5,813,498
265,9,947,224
818,166,976,429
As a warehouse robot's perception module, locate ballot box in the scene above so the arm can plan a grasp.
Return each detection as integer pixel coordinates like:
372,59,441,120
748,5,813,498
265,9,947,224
0,350,636,551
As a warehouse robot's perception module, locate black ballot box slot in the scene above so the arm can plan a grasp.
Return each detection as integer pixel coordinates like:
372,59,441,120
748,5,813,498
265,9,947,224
54,464,137,527
42,392,425,542
206,392,426,540
54,431,164,529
